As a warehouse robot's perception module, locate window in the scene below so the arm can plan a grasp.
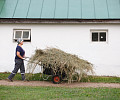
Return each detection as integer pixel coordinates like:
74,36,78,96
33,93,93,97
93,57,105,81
13,29,31,41
91,30,107,42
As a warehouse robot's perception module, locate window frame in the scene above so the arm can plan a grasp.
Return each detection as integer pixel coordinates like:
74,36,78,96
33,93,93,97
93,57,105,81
13,29,31,41
90,29,108,42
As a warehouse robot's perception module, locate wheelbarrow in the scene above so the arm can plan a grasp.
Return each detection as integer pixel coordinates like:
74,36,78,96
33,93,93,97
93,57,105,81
41,65,66,84
25,58,66,84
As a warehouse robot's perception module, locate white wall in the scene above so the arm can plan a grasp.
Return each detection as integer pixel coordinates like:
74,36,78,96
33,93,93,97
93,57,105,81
0,23,120,76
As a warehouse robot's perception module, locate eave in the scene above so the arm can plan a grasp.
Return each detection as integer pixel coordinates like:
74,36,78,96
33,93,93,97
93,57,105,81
0,18,120,24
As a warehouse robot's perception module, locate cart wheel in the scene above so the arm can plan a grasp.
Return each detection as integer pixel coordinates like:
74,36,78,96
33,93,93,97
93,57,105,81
52,75,61,84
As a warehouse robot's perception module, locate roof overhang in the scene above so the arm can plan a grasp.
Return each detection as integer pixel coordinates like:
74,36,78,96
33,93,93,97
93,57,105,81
0,18,120,24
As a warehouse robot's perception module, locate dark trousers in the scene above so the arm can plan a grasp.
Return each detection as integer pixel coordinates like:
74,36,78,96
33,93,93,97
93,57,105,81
8,59,25,80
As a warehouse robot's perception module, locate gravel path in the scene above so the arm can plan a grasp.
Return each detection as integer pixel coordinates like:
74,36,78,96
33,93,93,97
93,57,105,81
0,80,120,88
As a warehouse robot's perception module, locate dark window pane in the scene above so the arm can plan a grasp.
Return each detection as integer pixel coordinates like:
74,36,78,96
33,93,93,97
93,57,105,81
23,31,29,38
92,32,98,41
99,32,106,41
15,31,22,38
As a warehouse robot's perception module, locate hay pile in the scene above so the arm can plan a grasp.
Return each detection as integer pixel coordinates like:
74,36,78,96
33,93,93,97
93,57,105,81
26,48,94,83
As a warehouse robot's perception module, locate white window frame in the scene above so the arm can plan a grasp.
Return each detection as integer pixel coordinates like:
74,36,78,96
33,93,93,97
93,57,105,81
13,29,31,40
90,29,108,42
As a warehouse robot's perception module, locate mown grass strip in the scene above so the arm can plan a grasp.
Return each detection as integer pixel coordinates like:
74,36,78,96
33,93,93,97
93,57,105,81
0,85,120,100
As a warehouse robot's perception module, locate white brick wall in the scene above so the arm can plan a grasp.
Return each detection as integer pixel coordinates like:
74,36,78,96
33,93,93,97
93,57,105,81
0,23,120,76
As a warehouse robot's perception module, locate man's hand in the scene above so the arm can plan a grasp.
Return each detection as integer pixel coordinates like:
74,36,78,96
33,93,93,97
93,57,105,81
22,58,25,60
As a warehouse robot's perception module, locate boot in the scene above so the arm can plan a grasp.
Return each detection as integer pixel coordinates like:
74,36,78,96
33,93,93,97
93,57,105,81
8,73,15,82
21,74,25,81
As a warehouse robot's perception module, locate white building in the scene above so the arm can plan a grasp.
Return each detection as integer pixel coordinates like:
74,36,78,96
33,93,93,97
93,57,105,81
0,0,120,76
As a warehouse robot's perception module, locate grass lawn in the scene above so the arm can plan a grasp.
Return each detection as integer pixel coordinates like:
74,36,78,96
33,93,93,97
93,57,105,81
0,73,120,100
0,85,120,100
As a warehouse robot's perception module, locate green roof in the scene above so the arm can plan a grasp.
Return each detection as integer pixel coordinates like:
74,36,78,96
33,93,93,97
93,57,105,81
0,0,120,19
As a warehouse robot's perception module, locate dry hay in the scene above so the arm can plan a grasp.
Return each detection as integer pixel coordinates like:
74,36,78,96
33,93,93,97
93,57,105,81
26,48,94,83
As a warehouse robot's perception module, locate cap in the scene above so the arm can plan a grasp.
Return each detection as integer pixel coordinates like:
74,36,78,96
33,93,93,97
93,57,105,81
17,38,23,44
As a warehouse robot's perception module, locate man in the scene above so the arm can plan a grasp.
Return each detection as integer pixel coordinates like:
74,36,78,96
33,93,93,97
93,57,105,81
7,38,25,82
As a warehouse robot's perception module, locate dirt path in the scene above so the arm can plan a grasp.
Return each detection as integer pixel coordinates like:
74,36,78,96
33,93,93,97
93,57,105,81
0,80,120,88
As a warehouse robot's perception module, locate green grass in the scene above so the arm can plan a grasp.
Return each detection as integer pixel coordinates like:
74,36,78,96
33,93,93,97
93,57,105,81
0,72,51,81
0,73,120,100
0,85,120,100
0,72,120,83
80,76,120,83
0,72,22,81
